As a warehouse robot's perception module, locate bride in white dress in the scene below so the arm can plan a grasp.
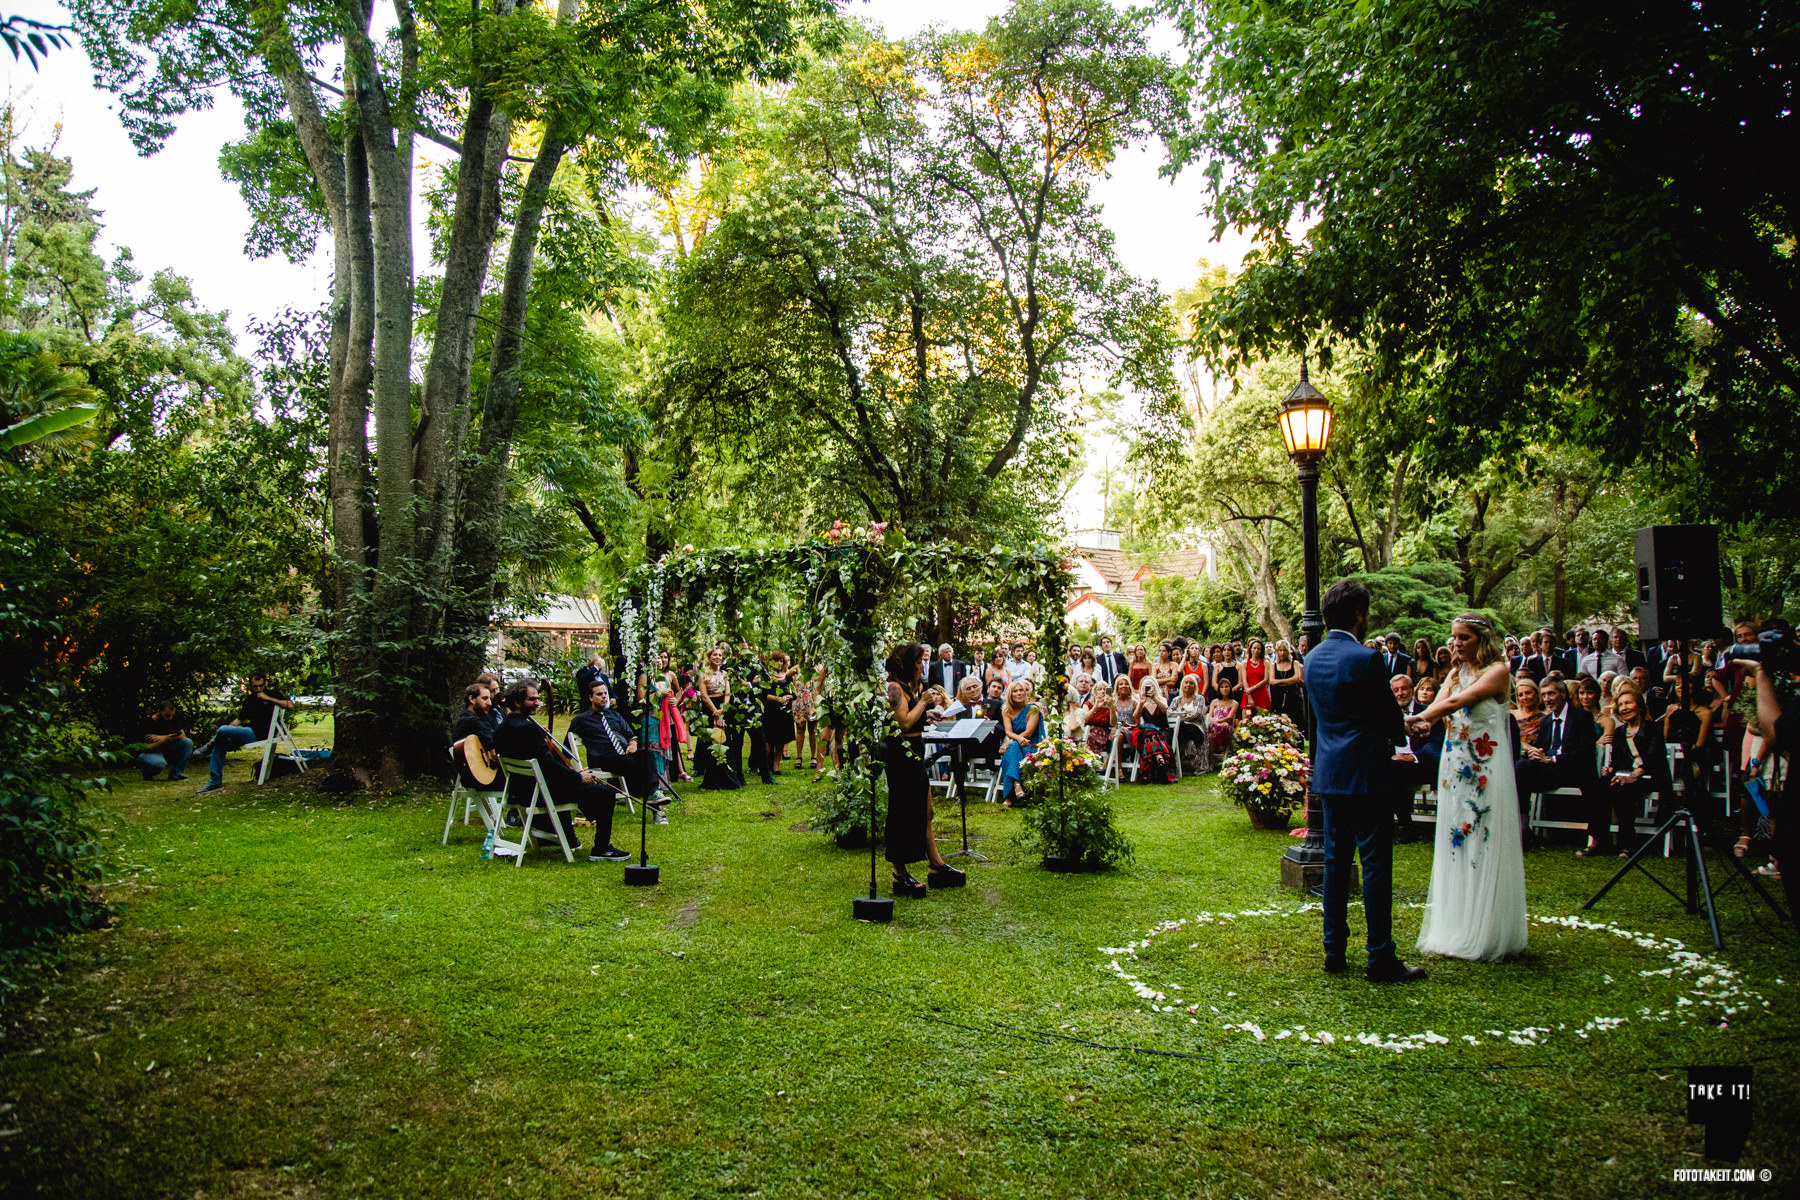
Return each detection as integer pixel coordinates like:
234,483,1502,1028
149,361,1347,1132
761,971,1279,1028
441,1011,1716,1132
1406,614,1529,961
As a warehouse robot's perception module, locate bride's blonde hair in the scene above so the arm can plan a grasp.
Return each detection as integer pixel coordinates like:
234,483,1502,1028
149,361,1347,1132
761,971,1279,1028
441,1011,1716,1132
1444,613,1506,701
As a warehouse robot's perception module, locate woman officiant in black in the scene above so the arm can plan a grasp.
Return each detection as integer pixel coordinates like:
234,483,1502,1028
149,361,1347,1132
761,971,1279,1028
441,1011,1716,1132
884,642,964,897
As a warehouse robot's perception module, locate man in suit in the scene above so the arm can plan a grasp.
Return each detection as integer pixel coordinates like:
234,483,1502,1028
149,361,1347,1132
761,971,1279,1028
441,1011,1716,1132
1305,580,1426,983
1579,630,1626,678
574,651,614,712
1095,635,1128,687
1387,675,1435,843
1612,626,1647,672
1514,671,1596,853
494,680,631,862
1380,633,1414,681
926,643,972,698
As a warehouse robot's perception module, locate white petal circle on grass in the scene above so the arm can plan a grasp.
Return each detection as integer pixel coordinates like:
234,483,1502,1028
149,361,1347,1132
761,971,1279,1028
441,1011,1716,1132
1096,903,1767,1054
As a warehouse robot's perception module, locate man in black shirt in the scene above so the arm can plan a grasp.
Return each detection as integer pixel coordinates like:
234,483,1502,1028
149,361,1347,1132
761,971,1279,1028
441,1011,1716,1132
493,680,630,862
568,681,657,804
450,683,499,790
197,674,294,794
135,699,192,781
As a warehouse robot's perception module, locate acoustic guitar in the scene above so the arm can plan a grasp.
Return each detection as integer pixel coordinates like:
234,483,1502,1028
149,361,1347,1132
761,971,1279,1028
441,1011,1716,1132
453,735,500,787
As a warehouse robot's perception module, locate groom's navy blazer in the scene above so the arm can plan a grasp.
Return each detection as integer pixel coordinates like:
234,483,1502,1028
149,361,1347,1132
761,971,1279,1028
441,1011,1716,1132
1306,629,1408,796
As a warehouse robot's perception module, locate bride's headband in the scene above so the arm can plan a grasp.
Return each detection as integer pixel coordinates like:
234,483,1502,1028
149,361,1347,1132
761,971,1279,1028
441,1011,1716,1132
1457,616,1492,632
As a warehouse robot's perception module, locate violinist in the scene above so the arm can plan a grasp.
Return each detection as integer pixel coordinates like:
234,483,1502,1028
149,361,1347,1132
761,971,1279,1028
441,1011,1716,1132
493,680,632,862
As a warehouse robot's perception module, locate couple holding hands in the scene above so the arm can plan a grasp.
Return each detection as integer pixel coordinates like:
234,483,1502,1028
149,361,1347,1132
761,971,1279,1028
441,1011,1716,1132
1308,580,1528,982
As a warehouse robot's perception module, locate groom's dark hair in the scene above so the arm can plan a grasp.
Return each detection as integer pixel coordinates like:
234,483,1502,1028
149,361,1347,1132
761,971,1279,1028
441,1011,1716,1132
1321,579,1371,631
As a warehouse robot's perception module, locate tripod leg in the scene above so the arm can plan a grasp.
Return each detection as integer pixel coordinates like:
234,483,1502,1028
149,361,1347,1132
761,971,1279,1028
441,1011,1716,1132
1682,815,1724,950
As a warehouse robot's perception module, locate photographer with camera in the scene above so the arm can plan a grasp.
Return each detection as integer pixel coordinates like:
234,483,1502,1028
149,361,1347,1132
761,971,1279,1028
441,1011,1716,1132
1734,619,1797,935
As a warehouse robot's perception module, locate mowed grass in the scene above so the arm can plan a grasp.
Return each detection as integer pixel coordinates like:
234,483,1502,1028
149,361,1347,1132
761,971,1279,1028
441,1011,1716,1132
3,716,1798,1199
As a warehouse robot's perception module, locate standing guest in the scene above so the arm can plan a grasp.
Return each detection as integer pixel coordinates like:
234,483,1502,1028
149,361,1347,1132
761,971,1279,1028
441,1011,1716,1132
1127,644,1152,690
1242,639,1272,712
135,699,192,782
1382,633,1415,681
982,648,1010,693
997,679,1045,807
1613,626,1647,672
1210,647,1243,707
925,643,972,698
1095,635,1128,688
494,681,631,862
1578,630,1626,679
1004,642,1032,684
1065,643,1084,685
791,660,816,771
813,663,841,781
1182,643,1208,684
1171,673,1211,774
883,642,962,896
696,648,742,791
1308,580,1426,982
760,651,796,784
1151,641,1182,696
1297,633,1312,658
1407,638,1435,685
574,651,613,712
1267,640,1304,723
1432,646,1453,684
196,674,295,795
1078,648,1100,689
1504,637,1523,675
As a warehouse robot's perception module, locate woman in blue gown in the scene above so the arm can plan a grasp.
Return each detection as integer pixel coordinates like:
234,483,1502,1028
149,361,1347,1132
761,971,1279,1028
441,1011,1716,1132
997,679,1045,805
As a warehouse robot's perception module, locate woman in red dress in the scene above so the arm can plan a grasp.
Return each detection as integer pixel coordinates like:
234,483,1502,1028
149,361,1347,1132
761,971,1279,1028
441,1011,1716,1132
1127,644,1151,690
1242,639,1271,712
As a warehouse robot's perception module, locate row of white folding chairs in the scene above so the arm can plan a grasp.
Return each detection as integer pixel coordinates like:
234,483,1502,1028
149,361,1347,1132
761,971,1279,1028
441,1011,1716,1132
1101,718,1200,788
442,734,640,866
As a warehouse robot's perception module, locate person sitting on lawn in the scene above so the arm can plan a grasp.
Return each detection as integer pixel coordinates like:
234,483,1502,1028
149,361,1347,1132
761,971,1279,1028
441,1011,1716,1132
195,674,294,795
493,680,631,862
135,699,192,782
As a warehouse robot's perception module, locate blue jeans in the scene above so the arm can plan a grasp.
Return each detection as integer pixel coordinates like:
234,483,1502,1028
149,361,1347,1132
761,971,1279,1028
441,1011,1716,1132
136,738,193,780
1320,792,1395,962
207,725,257,787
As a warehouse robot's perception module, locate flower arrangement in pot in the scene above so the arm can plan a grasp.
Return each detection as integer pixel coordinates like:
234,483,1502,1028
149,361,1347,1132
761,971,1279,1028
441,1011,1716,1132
1237,711,1305,751
1217,740,1310,829
1014,739,1134,871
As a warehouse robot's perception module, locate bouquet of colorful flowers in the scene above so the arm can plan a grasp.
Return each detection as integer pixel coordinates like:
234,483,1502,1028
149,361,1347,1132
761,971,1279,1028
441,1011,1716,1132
1238,711,1305,750
1217,741,1310,815
1018,736,1101,804
819,519,890,545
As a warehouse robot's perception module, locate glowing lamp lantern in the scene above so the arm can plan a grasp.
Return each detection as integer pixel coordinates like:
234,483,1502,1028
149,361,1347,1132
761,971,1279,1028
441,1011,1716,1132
1277,362,1334,460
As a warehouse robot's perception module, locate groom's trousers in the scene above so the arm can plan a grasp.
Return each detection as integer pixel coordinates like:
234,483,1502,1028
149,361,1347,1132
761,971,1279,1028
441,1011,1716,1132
1320,791,1396,961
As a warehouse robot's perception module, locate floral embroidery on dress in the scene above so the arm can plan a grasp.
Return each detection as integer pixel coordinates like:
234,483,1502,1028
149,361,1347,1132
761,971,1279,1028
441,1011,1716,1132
1446,699,1495,859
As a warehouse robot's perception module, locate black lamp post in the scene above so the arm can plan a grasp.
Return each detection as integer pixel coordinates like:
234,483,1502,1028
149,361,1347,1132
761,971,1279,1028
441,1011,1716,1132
1276,357,1334,891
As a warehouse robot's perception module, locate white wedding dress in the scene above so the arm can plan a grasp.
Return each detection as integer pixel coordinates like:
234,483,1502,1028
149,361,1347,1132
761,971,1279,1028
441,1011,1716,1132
1416,665,1529,961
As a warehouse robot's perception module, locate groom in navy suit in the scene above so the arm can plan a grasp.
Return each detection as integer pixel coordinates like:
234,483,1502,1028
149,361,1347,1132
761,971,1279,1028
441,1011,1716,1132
1305,579,1427,983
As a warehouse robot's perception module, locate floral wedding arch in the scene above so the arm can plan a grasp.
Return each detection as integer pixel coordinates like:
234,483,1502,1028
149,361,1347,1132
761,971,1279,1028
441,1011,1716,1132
610,523,1074,832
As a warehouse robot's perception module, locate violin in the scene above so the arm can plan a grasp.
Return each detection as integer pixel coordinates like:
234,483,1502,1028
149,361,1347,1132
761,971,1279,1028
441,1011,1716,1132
532,717,584,775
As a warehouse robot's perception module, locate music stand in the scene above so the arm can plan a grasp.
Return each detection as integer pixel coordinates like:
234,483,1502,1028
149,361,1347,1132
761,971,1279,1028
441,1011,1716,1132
931,718,998,861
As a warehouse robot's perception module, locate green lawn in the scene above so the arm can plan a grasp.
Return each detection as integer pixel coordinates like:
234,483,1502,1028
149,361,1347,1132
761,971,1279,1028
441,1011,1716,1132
3,721,1797,1198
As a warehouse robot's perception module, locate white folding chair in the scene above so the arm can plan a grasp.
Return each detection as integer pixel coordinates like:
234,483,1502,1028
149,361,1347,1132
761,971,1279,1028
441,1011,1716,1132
566,730,636,815
247,708,307,784
496,756,582,866
444,737,506,846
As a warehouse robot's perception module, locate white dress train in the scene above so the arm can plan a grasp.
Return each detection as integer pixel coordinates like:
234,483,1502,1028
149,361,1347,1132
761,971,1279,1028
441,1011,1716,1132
1416,665,1530,961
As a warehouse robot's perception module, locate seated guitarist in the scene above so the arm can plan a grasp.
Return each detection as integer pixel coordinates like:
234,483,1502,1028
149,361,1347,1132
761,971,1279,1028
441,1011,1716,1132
568,681,658,803
493,680,631,863
450,683,499,790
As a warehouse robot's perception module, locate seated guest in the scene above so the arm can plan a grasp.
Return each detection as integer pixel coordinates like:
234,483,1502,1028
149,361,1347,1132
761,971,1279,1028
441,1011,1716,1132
1084,683,1118,757
450,682,499,789
1629,665,1669,723
1171,673,1210,774
1510,678,1546,749
135,699,192,782
1591,685,1670,855
196,673,295,795
1516,671,1600,851
1207,689,1239,755
495,680,632,861
997,679,1045,806
1661,670,1716,807
1388,675,1435,840
1210,653,1242,707
569,680,660,804
1136,677,1171,733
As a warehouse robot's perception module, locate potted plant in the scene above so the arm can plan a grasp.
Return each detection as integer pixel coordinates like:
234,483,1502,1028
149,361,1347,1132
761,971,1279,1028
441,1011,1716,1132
1014,739,1134,871
1217,740,1310,830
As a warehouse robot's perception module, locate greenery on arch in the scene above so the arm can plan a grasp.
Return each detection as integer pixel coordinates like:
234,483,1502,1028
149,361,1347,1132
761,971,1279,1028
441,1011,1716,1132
612,523,1074,841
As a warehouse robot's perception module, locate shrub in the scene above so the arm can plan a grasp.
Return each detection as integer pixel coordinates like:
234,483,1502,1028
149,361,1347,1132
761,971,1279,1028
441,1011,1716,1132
1014,739,1133,868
